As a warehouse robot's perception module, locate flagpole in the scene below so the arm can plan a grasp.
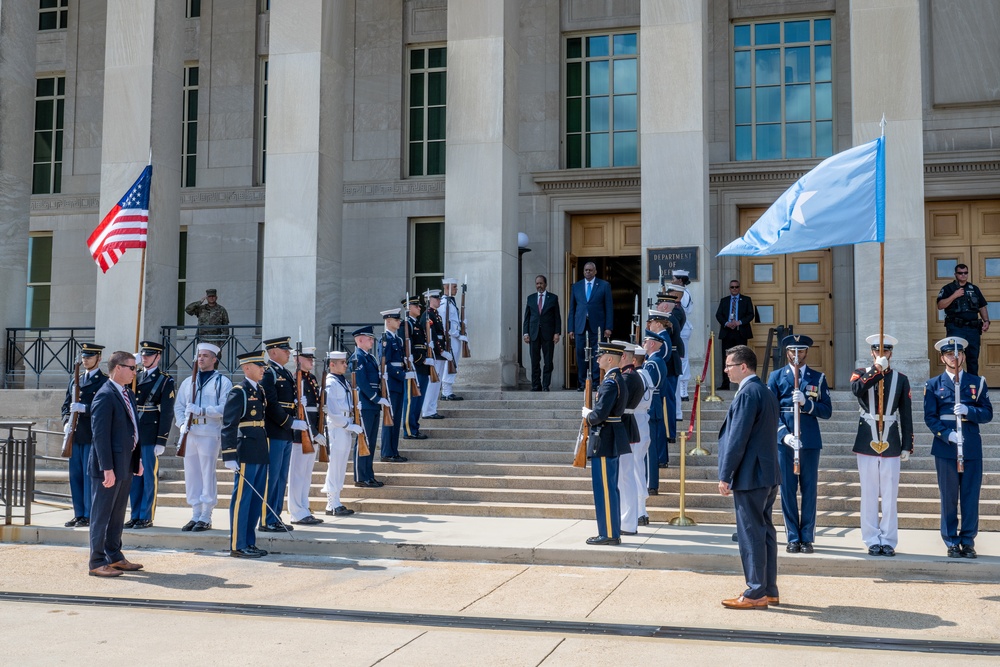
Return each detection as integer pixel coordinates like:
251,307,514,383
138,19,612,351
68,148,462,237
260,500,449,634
877,114,887,438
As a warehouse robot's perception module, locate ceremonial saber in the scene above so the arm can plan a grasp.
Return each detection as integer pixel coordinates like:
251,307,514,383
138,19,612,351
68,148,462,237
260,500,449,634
954,364,964,473
232,467,297,540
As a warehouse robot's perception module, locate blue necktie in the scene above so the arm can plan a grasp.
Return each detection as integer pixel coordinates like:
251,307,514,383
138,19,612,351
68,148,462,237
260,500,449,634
586,281,592,301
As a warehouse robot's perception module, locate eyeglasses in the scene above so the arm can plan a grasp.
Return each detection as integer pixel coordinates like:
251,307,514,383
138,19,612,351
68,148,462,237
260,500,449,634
121,364,136,371
724,363,742,369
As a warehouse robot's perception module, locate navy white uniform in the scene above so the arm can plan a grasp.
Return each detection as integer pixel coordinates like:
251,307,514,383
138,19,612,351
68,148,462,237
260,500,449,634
324,369,356,512
380,326,406,459
128,360,175,525
61,357,109,525
352,345,382,484
670,275,694,405
420,301,447,417
441,284,462,399
260,339,296,529
222,375,269,556
617,360,646,534
287,364,321,522
584,347,630,543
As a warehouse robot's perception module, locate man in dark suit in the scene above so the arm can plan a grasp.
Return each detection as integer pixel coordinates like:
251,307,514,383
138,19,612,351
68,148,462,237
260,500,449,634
523,275,562,392
87,350,144,577
715,279,756,390
567,262,613,388
717,345,780,609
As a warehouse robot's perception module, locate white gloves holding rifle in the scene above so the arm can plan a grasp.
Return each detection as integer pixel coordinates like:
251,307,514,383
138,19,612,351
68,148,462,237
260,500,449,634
791,390,805,406
313,434,327,448
154,445,165,456
405,372,417,380
378,397,391,408
70,402,87,413
346,424,364,435
782,434,801,448
874,356,889,371
900,450,910,462
291,419,308,432
441,351,453,361
225,460,238,471
954,403,968,416
185,404,204,416
581,406,593,418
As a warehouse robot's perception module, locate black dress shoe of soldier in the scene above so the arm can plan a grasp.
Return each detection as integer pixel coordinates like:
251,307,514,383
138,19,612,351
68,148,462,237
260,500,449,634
124,519,137,529
192,521,211,532
786,542,801,553
960,544,977,559
181,520,197,531
947,545,962,558
879,545,896,557
230,548,262,558
800,542,814,554
64,517,81,528
247,545,268,556
586,535,621,546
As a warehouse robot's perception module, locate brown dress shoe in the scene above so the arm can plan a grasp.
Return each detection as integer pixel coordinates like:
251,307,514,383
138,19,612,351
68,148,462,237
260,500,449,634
109,559,143,572
722,595,768,610
767,596,780,605
89,565,122,578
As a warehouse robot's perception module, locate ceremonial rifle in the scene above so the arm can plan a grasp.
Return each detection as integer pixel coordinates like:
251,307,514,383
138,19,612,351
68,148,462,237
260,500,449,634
955,370,965,473
425,313,441,383
295,338,315,455
631,294,640,345
792,347,801,475
60,357,82,458
402,293,421,397
176,348,199,458
379,340,394,427
316,366,330,463
442,291,457,374
572,332,592,469
460,276,471,357
350,370,371,457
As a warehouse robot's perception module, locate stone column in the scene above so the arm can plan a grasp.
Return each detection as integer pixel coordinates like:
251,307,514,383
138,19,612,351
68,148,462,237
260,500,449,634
0,0,35,380
444,0,520,387
94,0,183,353
851,0,927,380
639,2,710,369
262,0,348,348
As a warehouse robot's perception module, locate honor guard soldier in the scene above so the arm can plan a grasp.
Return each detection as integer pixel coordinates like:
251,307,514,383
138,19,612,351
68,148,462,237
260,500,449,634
126,341,176,529
260,336,309,532
222,351,270,558
925,336,993,558
851,334,913,557
641,327,670,498
936,264,990,375
323,351,363,516
655,295,686,433
403,296,429,440
380,309,408,462
173,342,232,531
352,325,389,487
420,289,447,420
288,347,324,526
440,278,463,401
631,346,654,526
61,343,108,527
646,310,677,467
614,341,646,535
766,335,832,554
581,341,631,545
670,270,694,403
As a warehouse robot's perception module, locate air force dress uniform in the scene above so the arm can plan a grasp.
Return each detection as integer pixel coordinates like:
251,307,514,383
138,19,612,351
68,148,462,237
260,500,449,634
61,343,108,526
925,336,993,558
766,335,831,552
380,309,407,460
642,327,670,495
127,341,176,528
352,326,384,486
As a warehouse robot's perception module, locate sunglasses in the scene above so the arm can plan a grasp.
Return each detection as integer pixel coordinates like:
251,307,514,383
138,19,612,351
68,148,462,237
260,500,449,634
729,286,740,289
955,271,968,275
120,364,136,371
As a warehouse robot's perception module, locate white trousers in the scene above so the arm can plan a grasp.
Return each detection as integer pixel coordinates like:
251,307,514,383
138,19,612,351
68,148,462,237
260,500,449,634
183,433,220,523
442,338,461,397
421,359,447,416
288,444,317,520
676,330,692,416
857,454,901,548
322,429,352,509
633,413,651,518
617,452,639,533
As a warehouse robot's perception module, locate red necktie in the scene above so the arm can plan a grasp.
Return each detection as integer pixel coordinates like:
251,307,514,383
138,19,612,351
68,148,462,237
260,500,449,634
538,293,544,313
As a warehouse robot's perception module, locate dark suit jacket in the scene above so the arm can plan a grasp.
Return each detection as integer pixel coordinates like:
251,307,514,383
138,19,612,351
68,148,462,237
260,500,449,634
715,294,756,343
88,381,141,478
567,278,613,335
61,369,109,445
717,376,779,491
523,292,561,340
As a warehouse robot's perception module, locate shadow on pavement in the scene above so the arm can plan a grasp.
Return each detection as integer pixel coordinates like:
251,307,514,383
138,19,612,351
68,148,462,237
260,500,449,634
122,570,251,591
769,603,958,630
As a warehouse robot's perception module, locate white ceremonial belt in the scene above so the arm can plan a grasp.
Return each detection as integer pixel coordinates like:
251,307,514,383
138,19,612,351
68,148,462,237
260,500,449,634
623,409,635,415
191,418,207,425
939,414,966,422
137,405,160,412
859,410,898,426
304,406,318,413
390,362,404,367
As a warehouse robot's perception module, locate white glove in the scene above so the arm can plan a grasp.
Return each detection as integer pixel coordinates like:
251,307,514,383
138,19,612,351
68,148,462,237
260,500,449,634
581,406,593,418
154,445,165,456
900,450,910,462
405,371,417,380
407,355,415,365
782,434,801,448
313,433,327,448
424,358,435,366
378,397,391,408
792,390,805,406
874,356,889,371
459,334,469,342
954,403,969,416
948,431,960,444
185,404,204,417
346,424,364,435
70,402,87,414
291,419,308,431
63,421,73,434
441,351,454,361
225,460,239,471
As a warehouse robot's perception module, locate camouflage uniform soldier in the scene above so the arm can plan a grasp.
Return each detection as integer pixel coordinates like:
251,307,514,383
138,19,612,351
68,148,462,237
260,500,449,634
185,288,230,346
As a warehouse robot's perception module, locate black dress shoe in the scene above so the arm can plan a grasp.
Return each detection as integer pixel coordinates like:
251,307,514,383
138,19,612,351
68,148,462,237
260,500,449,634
800,542,814,554
658,463,669,469
391,455,408,462
230,548,262,558
370,479,385,487
868,545,882,556
181,520,197,532
291,515,324,525
647,488,658,495
134,519,152,529
682,396,690,402
64,517,81,528
960,544,977,559
76,517,89,527
531,387,542,392
192,521,211,532
947,545,962,558
620,530,638,536
786,542,801,553
441,394,463,401
403,433,428,440
326,505,355,516
124,519,137,529
425,413,445,419
586,535,621,546
247,545,268,556
354,480,374,488
543,387,550,392
879,545,896,557
638,516,649,526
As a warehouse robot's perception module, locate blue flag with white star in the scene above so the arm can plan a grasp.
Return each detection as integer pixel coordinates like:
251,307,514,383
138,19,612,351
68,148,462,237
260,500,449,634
718,137,885,256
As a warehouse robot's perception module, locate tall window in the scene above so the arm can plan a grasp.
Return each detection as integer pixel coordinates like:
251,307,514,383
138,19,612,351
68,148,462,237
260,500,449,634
38,0,68,31
258,58,268,185
186,0,201,18
732,17,833,161
565,32,638,169
182,65,199,187
176,229,188,325
407,46,446,177
26,234,53,329
33,76,65,195
411,220,444,296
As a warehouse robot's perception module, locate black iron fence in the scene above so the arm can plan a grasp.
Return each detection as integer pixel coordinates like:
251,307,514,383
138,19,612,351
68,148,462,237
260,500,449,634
760,325,795,379
4,327,96,389
1,422,36,525
329,322,383,356
160,324,263,380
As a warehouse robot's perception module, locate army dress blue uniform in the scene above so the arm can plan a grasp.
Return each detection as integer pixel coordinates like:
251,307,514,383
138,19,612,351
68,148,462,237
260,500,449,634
260,337,297,530
924,339,993,555
642,329,670,495
404,299,430,439
380,312,407,460
352,331,383,486
60,343,108,526
127,346,176,527
766,336,831,551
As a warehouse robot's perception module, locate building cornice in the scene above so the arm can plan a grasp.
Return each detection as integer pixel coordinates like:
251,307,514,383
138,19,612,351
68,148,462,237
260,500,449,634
531,167,640,192
343,178,445,202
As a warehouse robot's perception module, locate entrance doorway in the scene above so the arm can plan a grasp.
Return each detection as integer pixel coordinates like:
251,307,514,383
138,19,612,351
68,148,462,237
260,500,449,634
565,213,641,388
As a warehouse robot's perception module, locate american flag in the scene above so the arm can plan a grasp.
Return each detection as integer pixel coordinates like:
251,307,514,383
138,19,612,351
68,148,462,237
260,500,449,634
87,165,152,273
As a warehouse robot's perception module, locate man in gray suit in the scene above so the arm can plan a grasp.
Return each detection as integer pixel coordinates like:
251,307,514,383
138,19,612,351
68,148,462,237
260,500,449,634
717,345,780,609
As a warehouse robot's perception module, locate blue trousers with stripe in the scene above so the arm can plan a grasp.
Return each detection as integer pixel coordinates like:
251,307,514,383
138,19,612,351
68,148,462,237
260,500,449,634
591,455,621,539
354,408,379,482
647,418,666,490
263,439,292,526
231,462,266,551
405,373,429,437
381,390,404,458
69,442,93,518
777,446,820,544
128,444,160,521
663,375,678,442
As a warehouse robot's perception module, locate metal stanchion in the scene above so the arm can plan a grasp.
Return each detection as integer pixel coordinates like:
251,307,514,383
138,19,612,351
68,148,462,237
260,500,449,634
669,432,696,526
704,331,722,403
690,377,709,456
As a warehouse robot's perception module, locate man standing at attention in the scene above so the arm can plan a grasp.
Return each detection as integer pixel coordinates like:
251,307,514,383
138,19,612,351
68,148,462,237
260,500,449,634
568,262,613,389
715,280,755,390
185,288,230,347
61,342,108,528
717,345,780,609
937,264,989,376
522,275,561,392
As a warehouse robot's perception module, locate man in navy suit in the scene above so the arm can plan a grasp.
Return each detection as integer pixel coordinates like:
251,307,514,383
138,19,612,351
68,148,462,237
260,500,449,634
766,335,832,554
87,350,144,577
522,275,562,391
925,336,993,558
567,262,613,388
715,280,756,390
717,345,780,609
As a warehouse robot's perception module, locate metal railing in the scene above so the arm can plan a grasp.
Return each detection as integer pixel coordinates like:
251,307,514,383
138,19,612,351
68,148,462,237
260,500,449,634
760,325,794,379
160,324,263,380
330,323,383,356
1,422,37,525
4,327,96,389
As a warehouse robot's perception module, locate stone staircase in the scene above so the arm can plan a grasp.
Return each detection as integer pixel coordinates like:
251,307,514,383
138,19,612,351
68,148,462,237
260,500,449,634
149,388,1000,530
